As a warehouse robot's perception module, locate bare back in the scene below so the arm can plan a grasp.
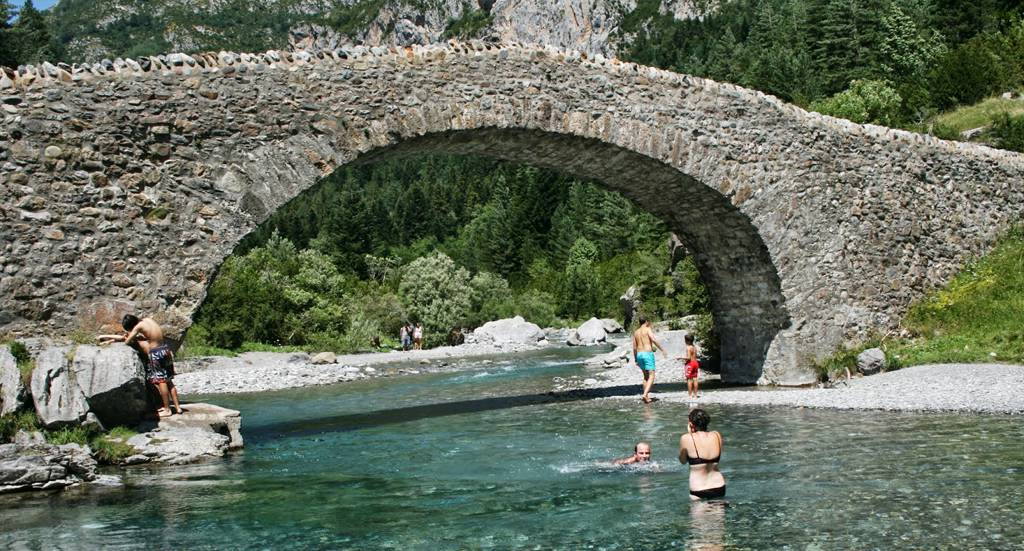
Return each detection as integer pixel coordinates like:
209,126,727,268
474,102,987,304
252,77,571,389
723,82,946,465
632,326,658,353
680,431,726,492
129,317,164,347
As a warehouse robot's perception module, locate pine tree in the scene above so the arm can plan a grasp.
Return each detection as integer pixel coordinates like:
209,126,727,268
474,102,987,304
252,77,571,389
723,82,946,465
13,0,53,64
0,2,14,67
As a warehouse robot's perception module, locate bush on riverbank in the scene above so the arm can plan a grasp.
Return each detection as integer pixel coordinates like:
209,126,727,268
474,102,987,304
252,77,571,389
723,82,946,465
0,411,138,463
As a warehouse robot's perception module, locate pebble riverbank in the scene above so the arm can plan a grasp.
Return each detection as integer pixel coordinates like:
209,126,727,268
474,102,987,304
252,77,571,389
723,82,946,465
589,363,1024,414
177,341,1024,414
175,341,551,395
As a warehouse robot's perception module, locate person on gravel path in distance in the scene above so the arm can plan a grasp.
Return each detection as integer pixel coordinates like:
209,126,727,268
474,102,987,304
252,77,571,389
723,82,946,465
632,315,668,403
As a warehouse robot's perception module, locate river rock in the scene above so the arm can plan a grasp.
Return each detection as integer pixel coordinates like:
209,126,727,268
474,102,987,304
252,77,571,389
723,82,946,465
0,345,29,415
600,318,624,334
0,441,97,493
31,347,90,429
857,348,887,376
311,352,337,364
71,344,148,427
127,427,231,465
567,318,607,346
126,402,243,465
470,316,545,347
585,343,631,368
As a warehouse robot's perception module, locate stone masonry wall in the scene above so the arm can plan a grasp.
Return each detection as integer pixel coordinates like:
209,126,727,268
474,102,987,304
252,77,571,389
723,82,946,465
1,42,1023,384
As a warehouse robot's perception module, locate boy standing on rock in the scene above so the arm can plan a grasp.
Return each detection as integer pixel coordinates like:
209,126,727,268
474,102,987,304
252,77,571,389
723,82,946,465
121,314,182,417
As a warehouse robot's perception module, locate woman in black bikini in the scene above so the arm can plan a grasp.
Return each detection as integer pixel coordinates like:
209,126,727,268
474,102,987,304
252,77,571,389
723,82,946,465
679,408,726,500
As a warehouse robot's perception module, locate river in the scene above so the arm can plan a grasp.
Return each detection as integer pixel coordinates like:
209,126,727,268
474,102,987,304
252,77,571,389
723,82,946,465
1,346,1022,549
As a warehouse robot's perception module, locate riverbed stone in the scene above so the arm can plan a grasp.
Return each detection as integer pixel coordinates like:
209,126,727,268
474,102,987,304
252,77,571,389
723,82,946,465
70,344,148,428
31,347,90,429
857,348,887,376
470,316,545,347
568,318,608,346
0,345,29,415
311,352,337,364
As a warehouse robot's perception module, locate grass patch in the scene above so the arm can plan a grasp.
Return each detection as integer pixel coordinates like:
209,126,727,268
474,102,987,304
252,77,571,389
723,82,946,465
813,336,888,382
45,425,98,447
888,226,1024,367
237,342,309,354
0,411,42,443
178,343,238,358
926,96,1024,137
92,427,139,463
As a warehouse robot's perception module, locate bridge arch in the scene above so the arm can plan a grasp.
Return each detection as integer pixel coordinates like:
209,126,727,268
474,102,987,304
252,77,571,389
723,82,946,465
2,42,1023,384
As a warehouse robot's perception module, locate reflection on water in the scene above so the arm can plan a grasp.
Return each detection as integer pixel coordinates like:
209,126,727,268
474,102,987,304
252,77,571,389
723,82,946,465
1,346,1022,549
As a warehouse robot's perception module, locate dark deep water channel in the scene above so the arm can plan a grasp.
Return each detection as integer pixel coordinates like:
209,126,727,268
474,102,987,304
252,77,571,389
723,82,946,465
2,347,1022,549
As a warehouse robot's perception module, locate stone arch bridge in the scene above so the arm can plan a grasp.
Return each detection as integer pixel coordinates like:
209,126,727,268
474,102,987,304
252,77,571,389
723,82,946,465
2,42,1022,384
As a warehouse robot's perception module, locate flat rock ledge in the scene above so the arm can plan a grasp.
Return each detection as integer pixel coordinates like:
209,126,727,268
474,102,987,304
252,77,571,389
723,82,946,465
0,441,97,494
123,403,243,466
594,364,1024,414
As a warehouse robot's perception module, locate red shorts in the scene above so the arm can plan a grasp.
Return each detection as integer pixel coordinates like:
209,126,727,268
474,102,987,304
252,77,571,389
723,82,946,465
685,360,699,380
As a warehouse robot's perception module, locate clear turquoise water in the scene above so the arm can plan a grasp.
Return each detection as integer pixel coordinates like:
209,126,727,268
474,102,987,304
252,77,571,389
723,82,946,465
2,348,1023,550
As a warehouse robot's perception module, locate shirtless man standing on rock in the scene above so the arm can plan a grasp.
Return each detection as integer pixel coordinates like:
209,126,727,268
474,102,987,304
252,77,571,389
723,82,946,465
100,314,182,417
632,315,668,404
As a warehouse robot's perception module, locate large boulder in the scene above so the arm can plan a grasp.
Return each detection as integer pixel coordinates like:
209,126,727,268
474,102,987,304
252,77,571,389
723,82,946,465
567,318,608,346
31,347,90,429
619,286,641,328
471,316,545,347
600,319,624,334
0,345,29,415
857,348,887,376
72,344,148,428
0,441,97,493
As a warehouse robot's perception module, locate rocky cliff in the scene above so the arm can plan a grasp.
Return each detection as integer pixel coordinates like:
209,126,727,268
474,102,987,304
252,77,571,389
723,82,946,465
49,0,716,62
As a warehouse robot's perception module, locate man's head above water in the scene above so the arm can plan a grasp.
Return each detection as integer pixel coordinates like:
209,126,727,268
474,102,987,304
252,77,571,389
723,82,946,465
614,441,652,465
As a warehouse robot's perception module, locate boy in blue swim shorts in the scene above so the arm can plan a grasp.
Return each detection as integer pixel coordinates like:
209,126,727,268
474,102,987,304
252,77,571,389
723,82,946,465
632,316,668,403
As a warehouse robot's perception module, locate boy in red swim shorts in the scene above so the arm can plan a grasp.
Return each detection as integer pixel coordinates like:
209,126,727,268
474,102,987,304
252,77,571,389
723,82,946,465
684,333,700,399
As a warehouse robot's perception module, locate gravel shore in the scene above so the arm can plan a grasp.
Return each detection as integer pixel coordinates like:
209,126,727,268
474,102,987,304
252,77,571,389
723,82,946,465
174,341,551,395
589,363,1024,414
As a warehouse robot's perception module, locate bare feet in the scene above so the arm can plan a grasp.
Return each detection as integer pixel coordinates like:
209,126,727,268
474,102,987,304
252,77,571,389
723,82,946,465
157,408,173,418
641,396,652,404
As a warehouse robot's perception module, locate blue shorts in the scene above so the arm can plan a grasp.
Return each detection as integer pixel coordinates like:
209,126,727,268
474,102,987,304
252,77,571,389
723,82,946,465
636,351,656,371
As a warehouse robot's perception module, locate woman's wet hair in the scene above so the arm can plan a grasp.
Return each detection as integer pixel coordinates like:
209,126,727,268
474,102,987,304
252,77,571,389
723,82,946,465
689,408,710,432
685,333,695,345
121,314,140,331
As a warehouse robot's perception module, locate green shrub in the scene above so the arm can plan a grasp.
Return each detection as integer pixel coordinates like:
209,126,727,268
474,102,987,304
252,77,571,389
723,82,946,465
809,80,903,126
990,112,1024,152
5,341,34,385
398,252,472,347
0,411,41,443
